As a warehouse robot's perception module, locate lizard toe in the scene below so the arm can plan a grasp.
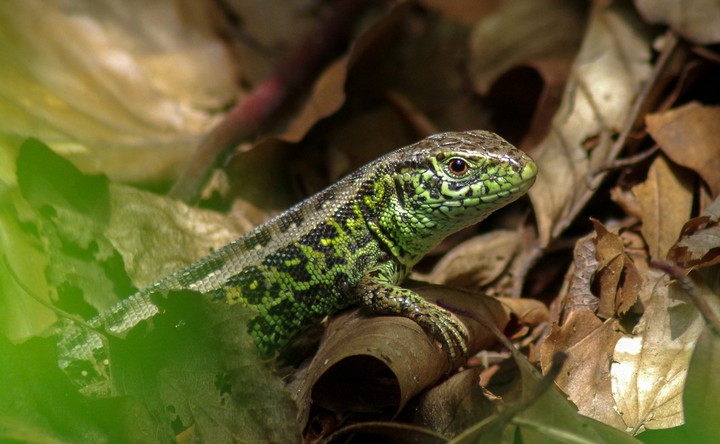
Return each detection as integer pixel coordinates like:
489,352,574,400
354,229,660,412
415,306,469,364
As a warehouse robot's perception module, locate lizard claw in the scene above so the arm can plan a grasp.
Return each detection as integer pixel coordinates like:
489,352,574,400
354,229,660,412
413,306,469,364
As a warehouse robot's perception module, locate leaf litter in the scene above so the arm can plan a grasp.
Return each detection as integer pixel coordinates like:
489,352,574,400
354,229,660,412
1,0,720,443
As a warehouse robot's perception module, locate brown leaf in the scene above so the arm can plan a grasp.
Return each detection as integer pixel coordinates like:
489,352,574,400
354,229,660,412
667,195,720,269
646,102,720,197
279,57,349,143
467,0,584,145
292,287,513,428
496,297,549,327
405,369,497,437
462,330,643,443
468,0,584,94
529,3,652,246
632,154,694,261
592,220,643,318
420,230,521,289
635,0,720,44
419,0,500,24
563,232,599,316
540,311,625,430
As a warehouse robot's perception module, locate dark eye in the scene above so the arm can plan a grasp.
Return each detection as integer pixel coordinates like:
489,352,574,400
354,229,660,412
448,158,469,175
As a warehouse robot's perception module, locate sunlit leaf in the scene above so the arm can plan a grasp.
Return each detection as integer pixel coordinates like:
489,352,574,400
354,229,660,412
611,270,712,433
529,2,652,246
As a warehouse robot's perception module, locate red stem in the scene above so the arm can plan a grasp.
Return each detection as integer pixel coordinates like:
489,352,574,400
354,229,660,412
170,0,369,202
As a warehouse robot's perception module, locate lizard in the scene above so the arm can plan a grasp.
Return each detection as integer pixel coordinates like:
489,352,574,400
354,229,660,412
56,130,537,396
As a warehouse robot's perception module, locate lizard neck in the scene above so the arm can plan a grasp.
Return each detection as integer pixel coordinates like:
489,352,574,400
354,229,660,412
361,173,441,270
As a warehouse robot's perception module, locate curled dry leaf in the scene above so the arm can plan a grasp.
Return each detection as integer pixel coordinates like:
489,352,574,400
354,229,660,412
529,3,652,246
562,232,599,316
404,368,497,438
667,195,720,269
635,0,720,44
468,0,584,94
292,286,546,429
592,220,643,319
467,0,584,145
646,102,720,197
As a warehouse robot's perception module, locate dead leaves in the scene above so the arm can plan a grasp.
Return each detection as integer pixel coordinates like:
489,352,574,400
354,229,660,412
3,0,720,443
635,0,720,44
611,270,707,432
646,102,720,197
529,2,652,246
631,155,693,261
592,220,643,319
667,197,720,269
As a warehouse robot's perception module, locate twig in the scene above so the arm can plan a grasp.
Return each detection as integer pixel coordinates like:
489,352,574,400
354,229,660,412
651,260,720,336
170,0,369,203
595,145,659,173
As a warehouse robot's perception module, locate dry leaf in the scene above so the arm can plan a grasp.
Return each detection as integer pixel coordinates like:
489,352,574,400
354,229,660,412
496,297,549,327
529,3,652,246
0,0,239,182
419,0,501,24
404,369,497,437
105,184,251,288
468,0,584,94
635,0,720,44
592,220,643,318
468,0,584,145
667,195,720,269
540,311,625,430
562,232,599,315
279,57,349,143
457,330,642,444
420,230,521,289
632,155,694,261
611,269,711,433
646,102,720,197
292,286,521,428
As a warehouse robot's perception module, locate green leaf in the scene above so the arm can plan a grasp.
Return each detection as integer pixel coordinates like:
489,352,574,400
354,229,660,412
16,138,110,224
683,326,720,441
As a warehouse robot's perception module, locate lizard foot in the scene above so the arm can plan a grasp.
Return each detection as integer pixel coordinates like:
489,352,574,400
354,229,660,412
412,305,469,364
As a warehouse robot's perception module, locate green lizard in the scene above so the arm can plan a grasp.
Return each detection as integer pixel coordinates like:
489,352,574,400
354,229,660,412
56,130,537,396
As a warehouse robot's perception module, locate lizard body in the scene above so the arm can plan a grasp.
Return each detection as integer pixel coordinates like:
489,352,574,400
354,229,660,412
56,130,537,396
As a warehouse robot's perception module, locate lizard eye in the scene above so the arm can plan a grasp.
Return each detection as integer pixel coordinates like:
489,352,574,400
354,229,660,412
448,158,469,176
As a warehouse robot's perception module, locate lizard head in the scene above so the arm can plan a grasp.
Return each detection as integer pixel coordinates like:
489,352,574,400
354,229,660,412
385,130,537,257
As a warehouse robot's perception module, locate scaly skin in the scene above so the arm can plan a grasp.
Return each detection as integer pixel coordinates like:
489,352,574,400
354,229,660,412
57,130,537,396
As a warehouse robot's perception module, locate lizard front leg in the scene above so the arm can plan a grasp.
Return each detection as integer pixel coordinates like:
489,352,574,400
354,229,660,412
353,261,468,363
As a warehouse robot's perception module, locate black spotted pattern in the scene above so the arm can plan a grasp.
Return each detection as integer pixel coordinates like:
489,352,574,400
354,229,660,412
243,226,273,250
